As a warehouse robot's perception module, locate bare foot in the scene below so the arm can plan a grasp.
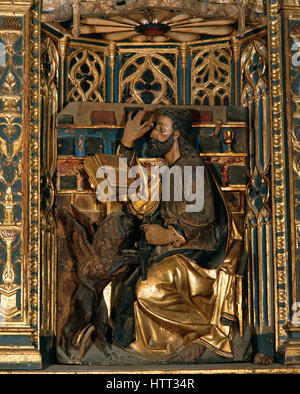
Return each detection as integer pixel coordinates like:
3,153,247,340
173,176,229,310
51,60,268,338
253,353,274,365
177,342,206,362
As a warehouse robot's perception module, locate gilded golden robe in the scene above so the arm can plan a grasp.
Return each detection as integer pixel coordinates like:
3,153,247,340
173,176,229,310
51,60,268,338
112,145,242,360
130,249,240,359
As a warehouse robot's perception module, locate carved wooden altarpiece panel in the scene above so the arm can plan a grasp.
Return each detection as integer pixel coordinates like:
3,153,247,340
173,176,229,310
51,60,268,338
0,0,299,371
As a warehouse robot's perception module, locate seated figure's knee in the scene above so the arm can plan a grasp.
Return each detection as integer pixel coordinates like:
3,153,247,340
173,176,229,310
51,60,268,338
135,274,154,301
135,258,175,302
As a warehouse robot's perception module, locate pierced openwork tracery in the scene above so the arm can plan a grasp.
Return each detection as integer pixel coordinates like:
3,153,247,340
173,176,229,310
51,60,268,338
119,51,177,105
68,48,106,102
191,45,232,105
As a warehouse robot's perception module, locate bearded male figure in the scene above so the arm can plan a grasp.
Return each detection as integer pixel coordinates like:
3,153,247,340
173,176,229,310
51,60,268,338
110,108,244,362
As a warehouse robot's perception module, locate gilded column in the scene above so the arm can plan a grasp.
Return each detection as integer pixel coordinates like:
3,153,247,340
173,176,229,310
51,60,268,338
179,42,189,105
58,34,69,111
72,0,80,38
107,41,117,103
230,36,241,106
40,33,59,356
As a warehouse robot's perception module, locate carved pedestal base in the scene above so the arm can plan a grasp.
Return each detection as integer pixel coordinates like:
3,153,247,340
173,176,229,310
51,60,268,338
284,324,300,364
0,285,20,319
0,350,42,370
284,345,300,365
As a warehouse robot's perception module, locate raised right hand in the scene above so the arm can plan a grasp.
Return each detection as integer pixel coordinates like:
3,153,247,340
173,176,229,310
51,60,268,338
121,111,154,148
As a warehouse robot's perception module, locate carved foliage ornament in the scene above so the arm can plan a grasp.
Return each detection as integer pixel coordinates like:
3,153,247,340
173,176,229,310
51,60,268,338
0,16,23,321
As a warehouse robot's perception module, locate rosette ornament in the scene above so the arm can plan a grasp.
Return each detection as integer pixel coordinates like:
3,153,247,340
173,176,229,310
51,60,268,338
79,10,235,42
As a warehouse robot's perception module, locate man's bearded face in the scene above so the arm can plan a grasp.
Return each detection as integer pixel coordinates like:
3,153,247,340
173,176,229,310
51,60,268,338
149,132,175,157
148,115,176,157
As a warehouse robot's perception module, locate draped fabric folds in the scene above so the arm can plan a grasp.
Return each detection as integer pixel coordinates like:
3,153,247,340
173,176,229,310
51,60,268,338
129,253,237,359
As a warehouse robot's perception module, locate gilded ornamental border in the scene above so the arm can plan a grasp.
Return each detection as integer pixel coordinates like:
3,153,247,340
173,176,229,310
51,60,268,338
267,0,293,351
0,0,41,367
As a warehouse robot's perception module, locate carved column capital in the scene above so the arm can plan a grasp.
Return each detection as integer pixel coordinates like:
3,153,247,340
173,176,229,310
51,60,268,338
179,42,189,69
230,36,241,63
108,41,117,69
58,35,69,60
